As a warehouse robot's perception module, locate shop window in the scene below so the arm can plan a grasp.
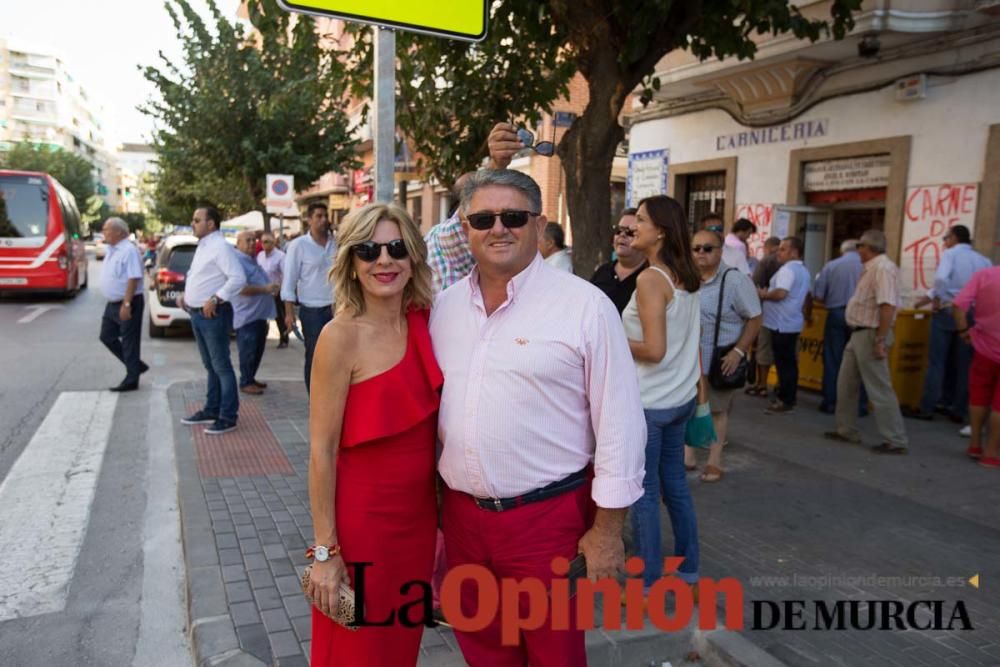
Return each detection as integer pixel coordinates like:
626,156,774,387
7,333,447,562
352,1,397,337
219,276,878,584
684,171,726,230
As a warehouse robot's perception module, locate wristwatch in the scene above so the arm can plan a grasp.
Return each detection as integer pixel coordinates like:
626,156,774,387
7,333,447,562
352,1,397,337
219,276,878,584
122,301,132,308
209,295,223,306
307,544,341,562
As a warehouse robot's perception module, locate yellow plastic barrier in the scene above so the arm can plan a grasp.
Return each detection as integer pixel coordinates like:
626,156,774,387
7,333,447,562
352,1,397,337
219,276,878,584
765,306,932,408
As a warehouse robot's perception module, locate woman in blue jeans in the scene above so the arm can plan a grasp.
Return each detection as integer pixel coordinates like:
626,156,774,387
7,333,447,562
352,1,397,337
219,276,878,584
622,195,703,589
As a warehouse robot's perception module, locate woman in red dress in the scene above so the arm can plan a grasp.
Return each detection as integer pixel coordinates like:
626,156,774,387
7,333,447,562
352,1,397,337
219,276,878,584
306,202,440,666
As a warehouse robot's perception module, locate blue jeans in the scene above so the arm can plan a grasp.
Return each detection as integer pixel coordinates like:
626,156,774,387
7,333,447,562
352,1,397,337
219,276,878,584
821,307,869,413
298,305,333,392
236,319,268,387
920,309,971,419
190,304,238,423
631,398,698,587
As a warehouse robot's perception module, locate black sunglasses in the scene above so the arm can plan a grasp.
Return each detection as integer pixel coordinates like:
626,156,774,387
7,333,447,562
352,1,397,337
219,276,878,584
351,239,409,262
516,128,555,157
613,225,636,238
692,244,719,253
465,210,539,231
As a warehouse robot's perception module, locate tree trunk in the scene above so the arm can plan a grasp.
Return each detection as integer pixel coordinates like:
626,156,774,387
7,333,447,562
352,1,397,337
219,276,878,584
559,55,627,277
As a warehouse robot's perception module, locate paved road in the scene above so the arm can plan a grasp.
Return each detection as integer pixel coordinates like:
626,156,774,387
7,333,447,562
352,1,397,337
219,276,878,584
0,255,301,666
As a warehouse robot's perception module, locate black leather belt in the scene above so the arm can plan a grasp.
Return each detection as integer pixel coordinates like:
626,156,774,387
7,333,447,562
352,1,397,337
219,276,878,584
472,468,589,512
850,326,875,334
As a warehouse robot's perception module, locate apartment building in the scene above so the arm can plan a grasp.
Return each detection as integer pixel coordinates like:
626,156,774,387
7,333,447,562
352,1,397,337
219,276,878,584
0,39,117,205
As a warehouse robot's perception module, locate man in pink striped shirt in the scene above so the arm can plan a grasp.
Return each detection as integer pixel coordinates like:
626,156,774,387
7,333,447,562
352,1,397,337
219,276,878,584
430,170,646,666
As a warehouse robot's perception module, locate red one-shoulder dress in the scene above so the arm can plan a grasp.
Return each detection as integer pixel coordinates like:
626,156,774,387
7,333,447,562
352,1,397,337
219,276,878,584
311,308,442,666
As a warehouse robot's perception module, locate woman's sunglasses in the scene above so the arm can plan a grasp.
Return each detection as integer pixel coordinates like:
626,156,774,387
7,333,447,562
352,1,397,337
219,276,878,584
516,128,555,157
351,239,409,262
692,244,719,254
613,225,636,238
465,210,538,231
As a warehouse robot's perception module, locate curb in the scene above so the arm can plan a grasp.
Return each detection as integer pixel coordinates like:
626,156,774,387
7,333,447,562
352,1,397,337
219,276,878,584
171,382,267,667
695,628,789,667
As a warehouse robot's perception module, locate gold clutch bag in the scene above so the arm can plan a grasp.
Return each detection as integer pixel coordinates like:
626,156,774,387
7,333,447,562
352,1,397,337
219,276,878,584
300,565,359,631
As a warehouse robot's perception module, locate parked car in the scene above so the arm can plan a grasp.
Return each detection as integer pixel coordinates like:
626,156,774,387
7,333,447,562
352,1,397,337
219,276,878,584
148,234,198,337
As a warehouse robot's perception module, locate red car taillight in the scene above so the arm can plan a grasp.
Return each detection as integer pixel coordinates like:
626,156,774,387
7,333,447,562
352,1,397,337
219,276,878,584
56,246,69,270
157,269,185,286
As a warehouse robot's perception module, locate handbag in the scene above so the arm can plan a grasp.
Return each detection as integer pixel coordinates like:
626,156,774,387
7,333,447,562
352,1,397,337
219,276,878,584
301,565,359,631
708,269,749,390
685,376,717,449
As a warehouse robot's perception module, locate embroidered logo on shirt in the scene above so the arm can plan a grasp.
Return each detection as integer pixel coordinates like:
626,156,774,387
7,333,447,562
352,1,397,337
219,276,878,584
514,338,529,346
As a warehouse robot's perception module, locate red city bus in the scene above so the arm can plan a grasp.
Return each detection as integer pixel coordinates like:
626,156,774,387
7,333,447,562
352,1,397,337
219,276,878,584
0,170,88,295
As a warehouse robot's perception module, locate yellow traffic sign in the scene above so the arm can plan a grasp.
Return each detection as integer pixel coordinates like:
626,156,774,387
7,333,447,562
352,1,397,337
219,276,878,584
277,0,488,42
969,574,980,589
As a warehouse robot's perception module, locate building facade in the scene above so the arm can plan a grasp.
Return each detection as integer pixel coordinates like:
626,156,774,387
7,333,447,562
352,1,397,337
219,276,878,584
626,0,1000,305
0,39,117,205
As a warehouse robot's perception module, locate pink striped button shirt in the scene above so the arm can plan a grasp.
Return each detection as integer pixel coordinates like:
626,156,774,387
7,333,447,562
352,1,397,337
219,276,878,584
429,254,646,509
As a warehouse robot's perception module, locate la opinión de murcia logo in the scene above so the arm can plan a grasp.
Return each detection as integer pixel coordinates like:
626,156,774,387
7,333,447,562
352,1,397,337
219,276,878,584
340,557,973,643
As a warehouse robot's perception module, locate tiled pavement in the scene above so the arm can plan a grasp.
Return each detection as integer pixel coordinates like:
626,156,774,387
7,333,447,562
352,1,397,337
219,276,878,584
171,377,1000,666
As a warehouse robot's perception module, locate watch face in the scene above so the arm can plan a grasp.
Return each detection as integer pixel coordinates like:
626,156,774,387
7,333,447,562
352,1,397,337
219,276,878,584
314,546,329,562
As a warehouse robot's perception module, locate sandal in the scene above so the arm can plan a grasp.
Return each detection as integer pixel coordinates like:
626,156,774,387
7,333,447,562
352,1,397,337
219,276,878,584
700,465,723,482
744,385,764,396
685,463,697,471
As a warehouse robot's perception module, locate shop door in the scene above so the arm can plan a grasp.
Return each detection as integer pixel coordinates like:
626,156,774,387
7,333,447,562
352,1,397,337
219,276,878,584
773,205,832,279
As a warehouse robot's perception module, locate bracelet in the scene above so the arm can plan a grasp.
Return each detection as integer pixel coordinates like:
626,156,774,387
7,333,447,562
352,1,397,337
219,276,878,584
733,347,746,358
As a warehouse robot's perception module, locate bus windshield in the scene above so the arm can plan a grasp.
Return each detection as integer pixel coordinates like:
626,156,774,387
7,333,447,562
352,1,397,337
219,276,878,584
0,175,49,238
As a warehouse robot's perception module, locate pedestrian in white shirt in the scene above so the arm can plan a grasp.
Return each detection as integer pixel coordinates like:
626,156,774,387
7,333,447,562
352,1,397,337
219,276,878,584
539,221,574,273
431,170,645,666
257,232,289,348
178,206,247,435
98,216,149,391
281,202,336,391
721,217,756,277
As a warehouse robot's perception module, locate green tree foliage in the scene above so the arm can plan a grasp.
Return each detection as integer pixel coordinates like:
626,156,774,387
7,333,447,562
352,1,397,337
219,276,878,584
368,0,859,272
345,2,575,191
0,142,96,209
142,0,357,221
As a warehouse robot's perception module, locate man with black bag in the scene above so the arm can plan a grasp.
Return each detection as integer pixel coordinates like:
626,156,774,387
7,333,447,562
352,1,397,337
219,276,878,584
685,230,762,481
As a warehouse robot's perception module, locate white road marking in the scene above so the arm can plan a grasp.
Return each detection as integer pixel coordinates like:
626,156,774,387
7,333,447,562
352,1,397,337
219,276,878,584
133,388,191,665
17,304,64,324
0,391,117,621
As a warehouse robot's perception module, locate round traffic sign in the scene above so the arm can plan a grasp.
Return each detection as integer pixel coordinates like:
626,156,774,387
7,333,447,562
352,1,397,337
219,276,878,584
271,179,290,196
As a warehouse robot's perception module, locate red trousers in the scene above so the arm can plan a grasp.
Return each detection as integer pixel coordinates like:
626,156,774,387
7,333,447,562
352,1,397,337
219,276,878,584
441,484,591,667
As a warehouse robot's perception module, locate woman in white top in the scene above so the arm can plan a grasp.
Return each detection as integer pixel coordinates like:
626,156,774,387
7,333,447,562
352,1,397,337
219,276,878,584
622,195,703,590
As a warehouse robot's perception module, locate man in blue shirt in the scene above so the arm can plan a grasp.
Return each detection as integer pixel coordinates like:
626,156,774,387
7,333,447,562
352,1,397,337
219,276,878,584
906,225,992,421
813,239,867,414
281,202,336,391
758,237,812,415
234,231,278,395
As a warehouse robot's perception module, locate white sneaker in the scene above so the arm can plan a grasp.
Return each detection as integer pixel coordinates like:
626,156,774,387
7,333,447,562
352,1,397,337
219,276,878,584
959,425,971,438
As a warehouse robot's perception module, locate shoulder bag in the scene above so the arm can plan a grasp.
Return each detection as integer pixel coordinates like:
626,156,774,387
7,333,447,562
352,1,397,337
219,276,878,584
708,269,749,390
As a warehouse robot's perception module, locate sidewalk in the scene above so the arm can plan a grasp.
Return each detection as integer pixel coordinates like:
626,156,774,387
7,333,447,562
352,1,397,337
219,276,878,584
170,379,731,667
170,375,1000,666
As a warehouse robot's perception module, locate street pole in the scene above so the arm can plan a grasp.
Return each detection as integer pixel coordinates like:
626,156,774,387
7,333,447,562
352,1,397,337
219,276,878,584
373,27,395,204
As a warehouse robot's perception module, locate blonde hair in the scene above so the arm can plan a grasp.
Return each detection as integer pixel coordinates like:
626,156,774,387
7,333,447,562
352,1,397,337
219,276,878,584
329,203,433,317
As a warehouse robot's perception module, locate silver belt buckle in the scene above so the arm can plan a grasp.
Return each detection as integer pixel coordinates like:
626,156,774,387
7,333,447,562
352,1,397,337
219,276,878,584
493,498,504,512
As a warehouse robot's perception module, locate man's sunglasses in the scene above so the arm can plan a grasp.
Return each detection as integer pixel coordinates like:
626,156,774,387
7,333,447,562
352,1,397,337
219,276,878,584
692,244,719,254
516,128,555,157
613,226,636,238
465,210,539,231
351,239,409,262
